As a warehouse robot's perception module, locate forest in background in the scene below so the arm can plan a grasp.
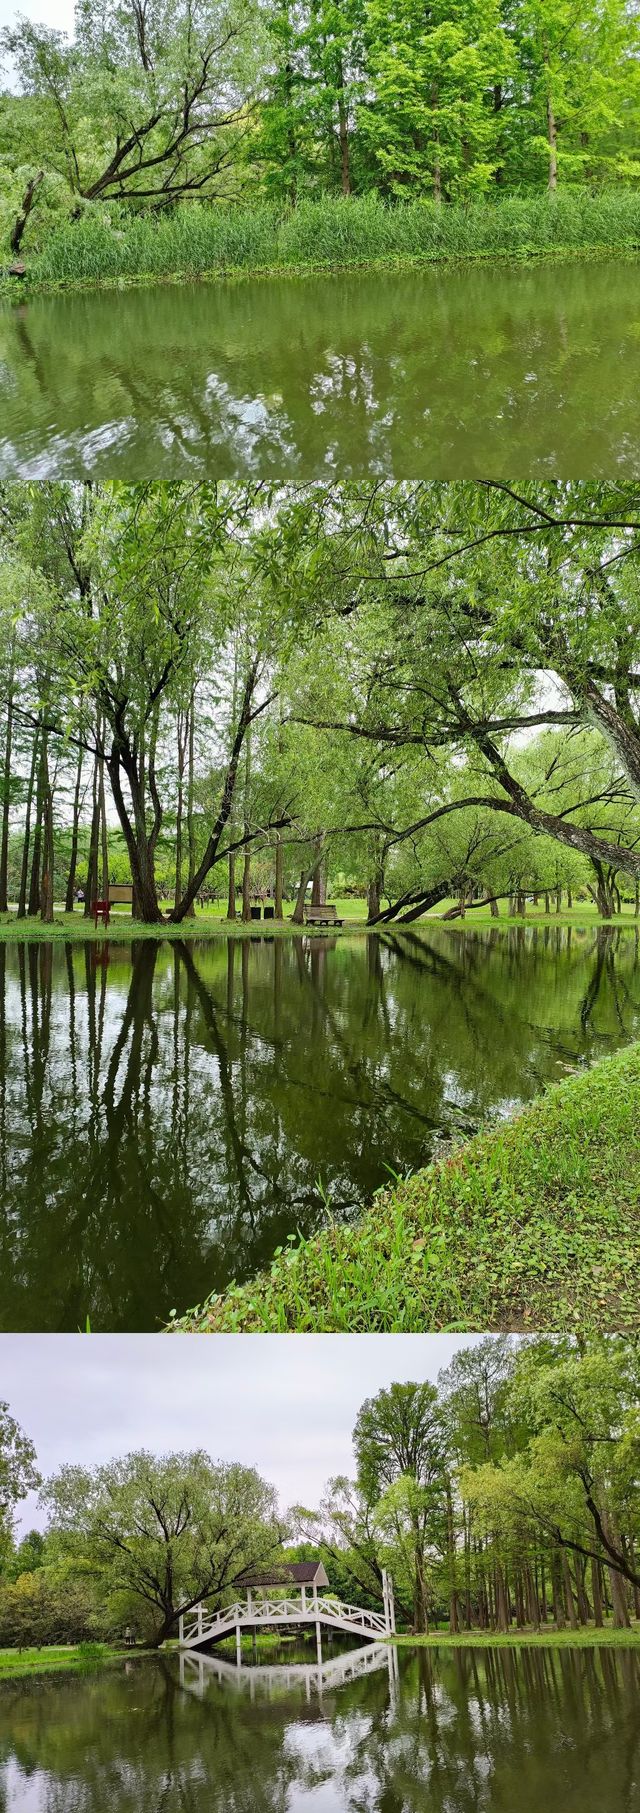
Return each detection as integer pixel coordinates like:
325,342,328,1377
1,1337,639,1648
2,0,640,263
2,480,640,929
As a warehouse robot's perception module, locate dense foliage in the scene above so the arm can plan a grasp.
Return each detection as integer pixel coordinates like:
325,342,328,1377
296,1336,640,1634
2,480,640,929
2,0,640,260
1,1337,638,1644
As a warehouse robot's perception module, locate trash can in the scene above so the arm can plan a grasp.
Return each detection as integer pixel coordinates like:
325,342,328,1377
263,905,275,920
250,905,261,920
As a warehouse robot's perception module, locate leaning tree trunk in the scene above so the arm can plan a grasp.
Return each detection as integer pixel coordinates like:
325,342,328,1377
10,169,44,254
292,838,326,925
106,743,164,924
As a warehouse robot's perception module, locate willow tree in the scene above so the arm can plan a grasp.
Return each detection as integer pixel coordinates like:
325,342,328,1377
6,482,296,922
274,480,640,895
42,1450,282,1647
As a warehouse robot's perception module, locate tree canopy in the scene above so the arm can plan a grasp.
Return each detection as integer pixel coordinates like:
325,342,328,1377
2,0,640,254
2,481,640,929
1,1336,638,1646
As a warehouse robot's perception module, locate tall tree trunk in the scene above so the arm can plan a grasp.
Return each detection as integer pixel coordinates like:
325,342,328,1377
84,749,100,918
274,833,284,919
591,1557,604,1627
174,709,187,914
17,727,39,920
98,745,109,898
292,837,327,924
561,1552,578,1629
545,52,558,191
494,1561,510,1632
0,647,15,914
241,722,252,922
227,649,240,921
28,727,49,916
310,835,326,906
336,63,351,195
292,866,311,925
367,840,385,924
64,745,84,913
185,689,197,918
39,763,55,924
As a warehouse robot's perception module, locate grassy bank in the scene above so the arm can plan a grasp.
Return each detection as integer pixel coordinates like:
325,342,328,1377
9,189,640,297
0,902,638,942
393,1628,640,1649
0,1644,137,1681
173,1041,640,1332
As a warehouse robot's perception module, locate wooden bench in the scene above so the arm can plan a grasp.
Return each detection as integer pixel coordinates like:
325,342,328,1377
304,904,344,927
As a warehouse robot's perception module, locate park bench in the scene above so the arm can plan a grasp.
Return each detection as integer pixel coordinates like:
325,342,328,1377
304,904,344,927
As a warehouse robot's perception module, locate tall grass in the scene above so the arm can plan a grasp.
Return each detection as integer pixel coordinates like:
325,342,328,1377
30,188,640,289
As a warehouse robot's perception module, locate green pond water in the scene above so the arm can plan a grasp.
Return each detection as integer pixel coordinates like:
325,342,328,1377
1,261,640,476
1,1642,639,1811
0,922,639,1332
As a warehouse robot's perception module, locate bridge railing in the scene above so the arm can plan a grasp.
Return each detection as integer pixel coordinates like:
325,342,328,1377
179,1591,388,1646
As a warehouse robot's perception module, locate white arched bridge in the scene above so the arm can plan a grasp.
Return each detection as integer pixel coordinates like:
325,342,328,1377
178,1560,396,1665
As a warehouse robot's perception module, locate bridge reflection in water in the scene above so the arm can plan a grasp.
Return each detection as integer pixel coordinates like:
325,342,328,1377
179,1639,400,1704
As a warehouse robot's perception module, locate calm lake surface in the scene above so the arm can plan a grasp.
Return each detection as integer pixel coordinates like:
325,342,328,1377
1,923,639,1332
1,261,640,477
1,1642,639,1811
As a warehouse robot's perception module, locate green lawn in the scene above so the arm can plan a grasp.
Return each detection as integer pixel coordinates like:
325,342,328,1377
173,1040,640,1332
393,1627,640,1648
0,899,637,941
0,1644,135,1680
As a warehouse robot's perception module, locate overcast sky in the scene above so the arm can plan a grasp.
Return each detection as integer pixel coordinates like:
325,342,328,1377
0,0,74,32
1,1333,484,1534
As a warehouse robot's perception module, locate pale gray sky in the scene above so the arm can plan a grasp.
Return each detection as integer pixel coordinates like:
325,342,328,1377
1,1334,484,1533
0,0,74,31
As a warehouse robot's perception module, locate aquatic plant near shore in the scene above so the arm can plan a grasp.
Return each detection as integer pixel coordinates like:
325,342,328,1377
20,189,640,293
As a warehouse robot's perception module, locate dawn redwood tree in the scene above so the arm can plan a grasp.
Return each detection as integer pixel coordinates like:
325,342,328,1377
353,1382,449,1632
363,0,512,199
305,1337,640,1637
42,1449,283,1646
